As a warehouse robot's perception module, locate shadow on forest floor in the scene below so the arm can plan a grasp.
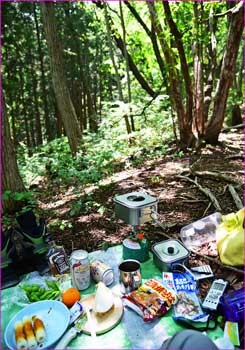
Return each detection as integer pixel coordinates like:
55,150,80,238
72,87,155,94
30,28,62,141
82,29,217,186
35,130,243,258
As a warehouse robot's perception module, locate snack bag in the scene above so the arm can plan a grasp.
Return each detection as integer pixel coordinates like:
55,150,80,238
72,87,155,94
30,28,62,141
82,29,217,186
163,272,208,322
123,278,177,322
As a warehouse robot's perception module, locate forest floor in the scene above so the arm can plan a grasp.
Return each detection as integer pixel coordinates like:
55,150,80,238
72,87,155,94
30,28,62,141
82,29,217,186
40,129,243,258
36,129,244,293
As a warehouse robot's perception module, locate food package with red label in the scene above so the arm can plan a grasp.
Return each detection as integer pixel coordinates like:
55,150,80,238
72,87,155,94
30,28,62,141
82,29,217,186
123,278,177,322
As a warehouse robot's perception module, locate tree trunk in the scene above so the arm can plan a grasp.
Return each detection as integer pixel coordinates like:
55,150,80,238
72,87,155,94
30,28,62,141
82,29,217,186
33,3,53,142
55,102,63,138
2,97,26,213
83,41,98,133
203,5,217,123
124,2,166,82
41,2,81,155
148,2,194,147
204,1,243,144
104,2,124,101
114,34,156,98
162,1,193,132
96,1,156,98
104,2,131,135
192,3,204,136
31,54,43,146
19,67,33,157
231,105,242,126
119,1,135,132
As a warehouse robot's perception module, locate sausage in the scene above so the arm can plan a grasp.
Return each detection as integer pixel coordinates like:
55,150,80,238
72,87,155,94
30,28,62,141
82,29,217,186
14,321,27,349
32,315,46,343
23,316,37,349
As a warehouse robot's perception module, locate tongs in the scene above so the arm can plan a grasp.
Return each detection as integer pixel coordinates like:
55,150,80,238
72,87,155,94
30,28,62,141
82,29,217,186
55,307,96,349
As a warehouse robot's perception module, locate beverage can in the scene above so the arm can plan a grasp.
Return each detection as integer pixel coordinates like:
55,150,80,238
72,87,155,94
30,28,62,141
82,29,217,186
70,250,90,290
90,259,114,286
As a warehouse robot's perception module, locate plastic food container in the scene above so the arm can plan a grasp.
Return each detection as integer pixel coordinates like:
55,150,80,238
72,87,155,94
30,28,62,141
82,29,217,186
152,239,189,271
180,213,222,250
220,288,244,322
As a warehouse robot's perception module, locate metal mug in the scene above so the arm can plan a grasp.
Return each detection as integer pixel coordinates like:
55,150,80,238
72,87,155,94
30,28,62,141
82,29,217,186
118,259,141,294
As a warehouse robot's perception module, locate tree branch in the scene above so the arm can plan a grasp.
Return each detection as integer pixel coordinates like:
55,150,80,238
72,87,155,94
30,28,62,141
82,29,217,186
228,184,243,209
177,175,222,211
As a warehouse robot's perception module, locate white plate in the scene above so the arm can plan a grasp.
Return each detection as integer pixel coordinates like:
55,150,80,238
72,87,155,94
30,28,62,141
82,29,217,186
4,300,70,350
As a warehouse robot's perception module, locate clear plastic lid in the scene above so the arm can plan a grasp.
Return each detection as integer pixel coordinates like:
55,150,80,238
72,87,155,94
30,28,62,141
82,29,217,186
180,212,222,248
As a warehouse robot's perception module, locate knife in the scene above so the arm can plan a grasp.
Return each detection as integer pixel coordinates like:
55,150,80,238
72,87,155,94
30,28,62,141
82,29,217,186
55,301,85,349
84,305,97,339
55,311,87,349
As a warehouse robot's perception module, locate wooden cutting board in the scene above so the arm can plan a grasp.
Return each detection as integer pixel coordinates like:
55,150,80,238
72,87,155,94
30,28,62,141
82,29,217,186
79,293,123,335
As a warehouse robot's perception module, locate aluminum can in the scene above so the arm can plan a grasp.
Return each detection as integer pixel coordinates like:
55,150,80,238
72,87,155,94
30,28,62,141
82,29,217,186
90,260,114,286
70,250,90,290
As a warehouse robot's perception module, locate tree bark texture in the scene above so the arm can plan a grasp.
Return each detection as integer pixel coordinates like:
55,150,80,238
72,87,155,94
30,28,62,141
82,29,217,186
204,1,244,144
41,2,81,155
203,5,217,122
2,97,26,213
33,3,53,142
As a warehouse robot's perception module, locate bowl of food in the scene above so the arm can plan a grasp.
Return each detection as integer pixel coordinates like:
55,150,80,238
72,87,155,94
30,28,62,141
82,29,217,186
4,300,70,350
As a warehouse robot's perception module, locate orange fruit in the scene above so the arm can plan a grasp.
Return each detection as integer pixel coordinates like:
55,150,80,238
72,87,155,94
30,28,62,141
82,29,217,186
61,287,80,308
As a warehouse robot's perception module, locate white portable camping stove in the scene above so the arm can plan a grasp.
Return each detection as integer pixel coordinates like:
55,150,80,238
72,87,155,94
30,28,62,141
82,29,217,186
114,192,158,262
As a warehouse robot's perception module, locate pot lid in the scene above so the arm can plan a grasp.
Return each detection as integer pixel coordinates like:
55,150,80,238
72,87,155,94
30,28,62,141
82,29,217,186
114,192,158,208
152,239,189,263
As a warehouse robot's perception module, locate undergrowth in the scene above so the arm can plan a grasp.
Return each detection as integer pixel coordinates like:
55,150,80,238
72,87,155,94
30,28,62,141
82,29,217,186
18,101,174,188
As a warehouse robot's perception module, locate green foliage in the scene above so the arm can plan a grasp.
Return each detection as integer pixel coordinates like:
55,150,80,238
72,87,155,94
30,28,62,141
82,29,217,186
2,190,38,226
2,190,36,206
17,98,174,189
49,219,73,231
172,150,185,160
69,200,83,217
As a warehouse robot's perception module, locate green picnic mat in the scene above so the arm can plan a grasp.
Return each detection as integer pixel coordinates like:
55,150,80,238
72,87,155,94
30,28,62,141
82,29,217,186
1,245,224,349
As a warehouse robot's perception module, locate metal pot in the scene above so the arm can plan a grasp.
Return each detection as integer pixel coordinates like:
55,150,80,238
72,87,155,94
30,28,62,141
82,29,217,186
152,239,189,271
114,192,158,226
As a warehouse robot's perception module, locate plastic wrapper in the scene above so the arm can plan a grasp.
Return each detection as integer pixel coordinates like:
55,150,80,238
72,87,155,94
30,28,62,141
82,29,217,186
163,272,208,322
123,278,177,322
13,272,70,307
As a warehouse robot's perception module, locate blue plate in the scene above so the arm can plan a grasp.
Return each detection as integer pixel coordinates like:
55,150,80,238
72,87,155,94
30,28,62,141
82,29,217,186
4,300,70,350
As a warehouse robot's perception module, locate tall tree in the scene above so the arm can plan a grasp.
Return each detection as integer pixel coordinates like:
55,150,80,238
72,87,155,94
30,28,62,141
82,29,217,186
119,1,135,132
33,3,53,142
104,2,131,135
2,97,26,213
148,2,195,148
204,1,243,143
41,2,81,155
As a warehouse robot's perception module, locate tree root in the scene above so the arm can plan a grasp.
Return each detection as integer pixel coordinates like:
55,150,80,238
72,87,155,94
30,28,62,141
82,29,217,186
228,184,243,209
190,170,242,186
177,175,222,211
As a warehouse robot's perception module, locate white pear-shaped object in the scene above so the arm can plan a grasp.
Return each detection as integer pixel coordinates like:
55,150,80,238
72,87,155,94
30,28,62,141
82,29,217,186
94,282,114,314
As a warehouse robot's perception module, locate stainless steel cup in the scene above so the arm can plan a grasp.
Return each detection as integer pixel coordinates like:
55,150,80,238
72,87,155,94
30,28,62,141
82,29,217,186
118,259,141,294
